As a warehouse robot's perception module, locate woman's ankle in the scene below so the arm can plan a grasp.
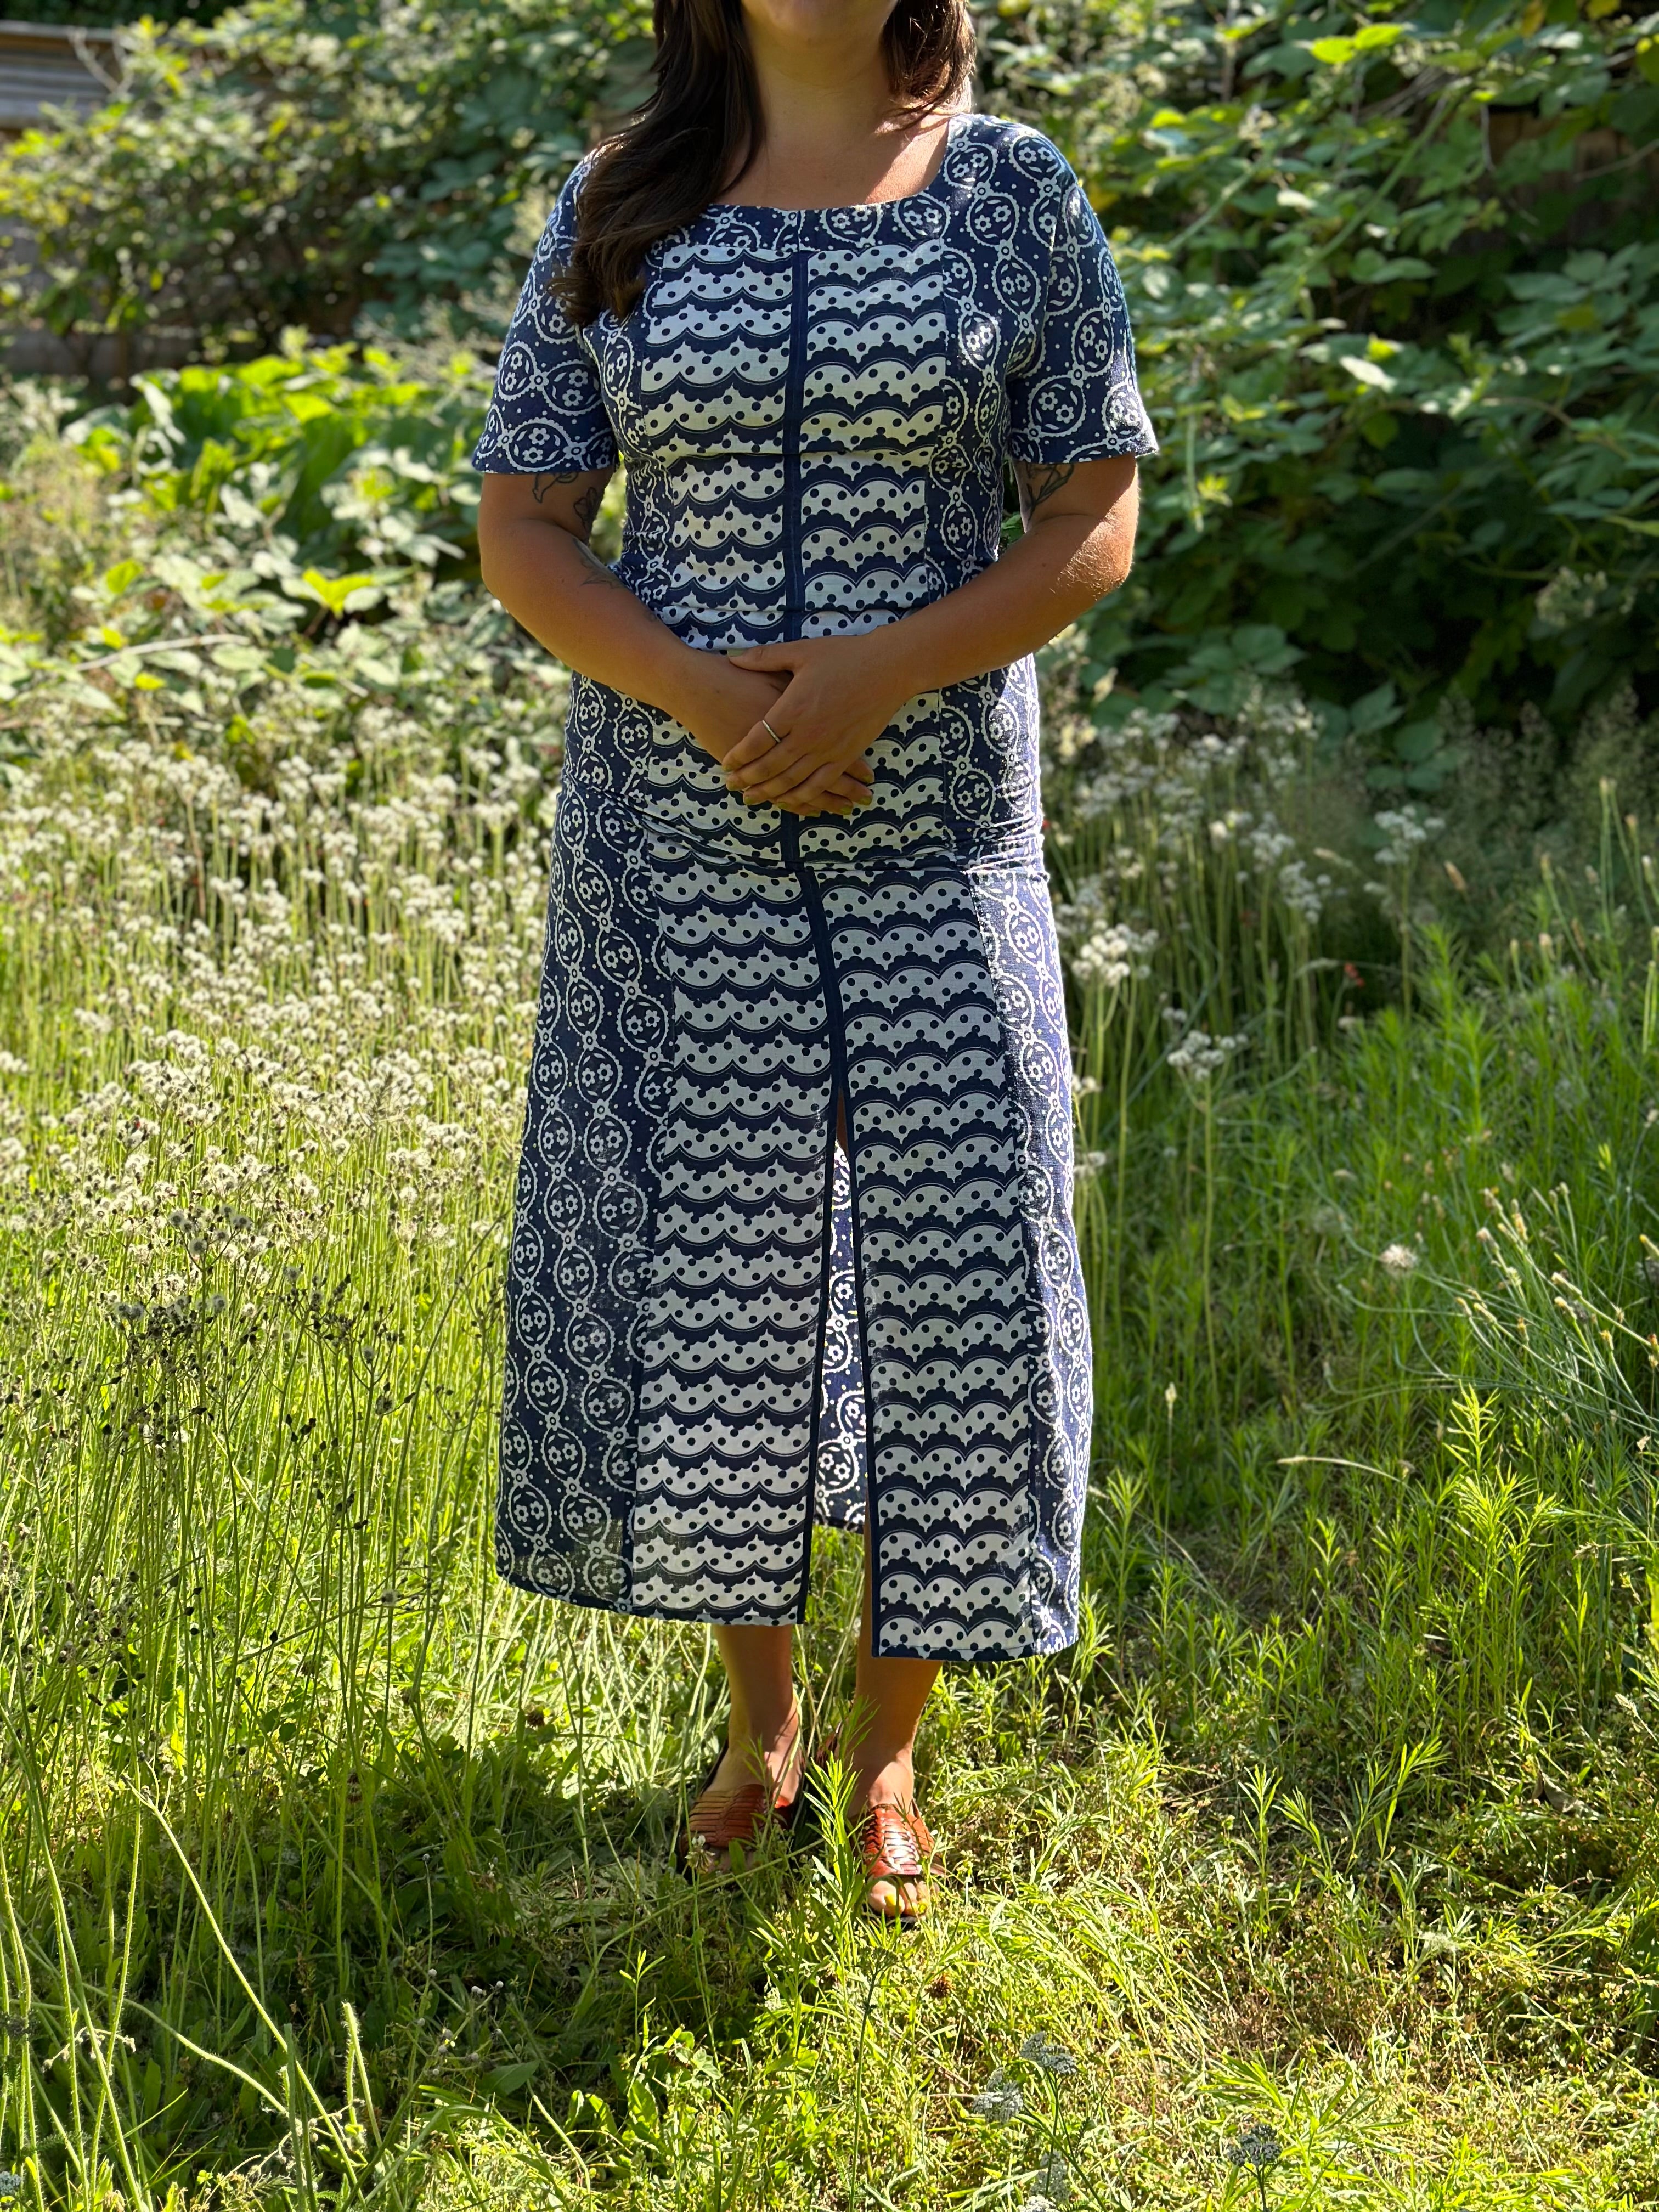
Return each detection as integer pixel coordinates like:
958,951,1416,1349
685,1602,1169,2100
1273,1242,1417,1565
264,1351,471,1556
849,1745,917,1807
725,1700,802,1779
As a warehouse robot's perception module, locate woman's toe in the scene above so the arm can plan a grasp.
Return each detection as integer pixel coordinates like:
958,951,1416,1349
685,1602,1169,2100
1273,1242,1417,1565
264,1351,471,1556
864,1872,929,1918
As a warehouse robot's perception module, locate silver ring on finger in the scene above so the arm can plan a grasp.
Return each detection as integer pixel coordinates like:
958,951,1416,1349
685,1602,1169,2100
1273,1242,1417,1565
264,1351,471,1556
760,716,786,747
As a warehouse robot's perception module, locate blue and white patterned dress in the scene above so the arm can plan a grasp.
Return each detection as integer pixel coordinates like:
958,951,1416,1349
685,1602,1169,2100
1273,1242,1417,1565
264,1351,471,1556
472,112,1157,1662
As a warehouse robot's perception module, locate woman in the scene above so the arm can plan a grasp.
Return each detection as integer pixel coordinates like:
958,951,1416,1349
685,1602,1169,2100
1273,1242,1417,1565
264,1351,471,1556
473,0,1155,1920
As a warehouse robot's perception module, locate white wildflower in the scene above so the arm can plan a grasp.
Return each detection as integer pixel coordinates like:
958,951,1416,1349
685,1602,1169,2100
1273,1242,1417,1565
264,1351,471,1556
1373,806,1445,868
1070,923,1158,993
1166,1030,1246,1084
1036,2151,1071,2203
970,2067,1023,2123
1276,857,1333,926
1379,1243,1419,1277
1020,2030,1079,2076
1246,812,1295,870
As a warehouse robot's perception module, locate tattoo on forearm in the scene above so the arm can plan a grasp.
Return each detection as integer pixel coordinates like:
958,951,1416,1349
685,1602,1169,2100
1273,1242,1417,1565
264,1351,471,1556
573,539,625,591
1014,459,1077,526
531,470,583,504
531,471,605,544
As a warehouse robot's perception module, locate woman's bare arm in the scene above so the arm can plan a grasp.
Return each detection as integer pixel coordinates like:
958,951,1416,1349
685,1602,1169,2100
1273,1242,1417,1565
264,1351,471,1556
476,472,873,813
899,451,1139,691
721,454,1140,809
478,469,678,702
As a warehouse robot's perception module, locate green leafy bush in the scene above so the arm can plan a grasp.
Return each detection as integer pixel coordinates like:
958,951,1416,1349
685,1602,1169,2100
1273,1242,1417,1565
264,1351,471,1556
5,0,1655,757
0,0,649,353
981,0,1659,743
0,346,624,756
67,340,492,583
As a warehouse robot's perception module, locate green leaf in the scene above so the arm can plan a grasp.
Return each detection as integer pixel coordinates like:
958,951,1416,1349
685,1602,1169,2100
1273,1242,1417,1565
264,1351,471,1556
486,2060,543,2096
1350,683,1403,737
1350,251,1436,284
100,559,146,599
1394,719,1442,764
1233,624,1303,673
1307,23,1404,62
287,569,387,617
1342,357,1397,392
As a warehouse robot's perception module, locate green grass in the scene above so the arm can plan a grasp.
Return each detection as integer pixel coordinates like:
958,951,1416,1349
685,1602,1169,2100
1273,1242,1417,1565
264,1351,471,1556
1,501,1657,2207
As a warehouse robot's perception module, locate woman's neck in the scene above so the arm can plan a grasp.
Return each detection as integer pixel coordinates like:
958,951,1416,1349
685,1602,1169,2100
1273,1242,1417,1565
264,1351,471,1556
724,30,955,210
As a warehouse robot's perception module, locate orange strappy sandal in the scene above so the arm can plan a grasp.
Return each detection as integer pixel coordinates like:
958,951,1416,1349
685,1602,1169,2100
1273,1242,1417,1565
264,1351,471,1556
857,1801,936,1925
803,1729,939,1923
676,1718,805,1874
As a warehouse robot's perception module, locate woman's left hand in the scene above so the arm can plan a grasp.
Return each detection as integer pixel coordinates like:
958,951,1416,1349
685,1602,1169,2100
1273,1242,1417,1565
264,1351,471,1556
721,631,913,812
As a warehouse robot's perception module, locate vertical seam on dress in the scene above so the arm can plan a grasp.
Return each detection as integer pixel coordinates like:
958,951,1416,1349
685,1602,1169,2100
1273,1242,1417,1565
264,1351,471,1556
782,239,810,641
966,864,1050,1654
780,232,861,1630
620,814,674,1612
838,1031,880,1652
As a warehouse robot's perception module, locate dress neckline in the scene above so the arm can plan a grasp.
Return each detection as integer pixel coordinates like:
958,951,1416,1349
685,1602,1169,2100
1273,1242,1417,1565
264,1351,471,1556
704,110,972,223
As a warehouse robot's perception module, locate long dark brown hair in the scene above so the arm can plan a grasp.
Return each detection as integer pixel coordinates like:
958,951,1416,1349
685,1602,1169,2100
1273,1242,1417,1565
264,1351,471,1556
552,0,974,326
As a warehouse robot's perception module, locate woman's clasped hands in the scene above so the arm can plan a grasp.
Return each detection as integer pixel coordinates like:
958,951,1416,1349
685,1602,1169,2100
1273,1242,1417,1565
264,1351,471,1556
717,630,913,819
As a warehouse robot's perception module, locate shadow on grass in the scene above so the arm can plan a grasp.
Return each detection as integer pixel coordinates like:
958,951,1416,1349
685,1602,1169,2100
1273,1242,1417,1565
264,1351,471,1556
21,1723,783,2191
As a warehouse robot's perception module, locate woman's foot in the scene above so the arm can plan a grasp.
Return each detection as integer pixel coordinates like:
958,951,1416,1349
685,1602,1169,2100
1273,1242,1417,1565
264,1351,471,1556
850,1750,934,1921
707,1703,805,1803
682,1705,806,1868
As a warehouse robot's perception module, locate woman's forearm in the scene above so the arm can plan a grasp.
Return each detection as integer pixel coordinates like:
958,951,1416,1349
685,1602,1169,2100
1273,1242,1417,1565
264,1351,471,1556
876,487,1138,702
481,464,1136,726
718,458,1141,810
479,513,696,719
477,492,874,808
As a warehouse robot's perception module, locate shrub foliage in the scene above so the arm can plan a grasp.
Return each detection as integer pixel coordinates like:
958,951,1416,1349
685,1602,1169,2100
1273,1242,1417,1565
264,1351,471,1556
978,0,1658,756
0,0,648,351
1,0,1655,746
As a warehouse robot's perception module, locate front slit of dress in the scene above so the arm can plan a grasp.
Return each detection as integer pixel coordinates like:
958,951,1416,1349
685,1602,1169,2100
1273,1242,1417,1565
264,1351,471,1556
794,1071,840,1618
777,233,882,1645
792,834,877,1640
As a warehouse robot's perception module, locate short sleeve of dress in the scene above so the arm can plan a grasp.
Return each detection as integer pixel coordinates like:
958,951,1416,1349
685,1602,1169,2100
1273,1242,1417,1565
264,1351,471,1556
1006,139,1159,467
471,159,619,476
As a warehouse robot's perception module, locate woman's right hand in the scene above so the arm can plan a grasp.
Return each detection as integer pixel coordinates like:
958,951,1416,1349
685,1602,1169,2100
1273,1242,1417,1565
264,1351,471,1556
668,648,874,817
474,477,872,817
